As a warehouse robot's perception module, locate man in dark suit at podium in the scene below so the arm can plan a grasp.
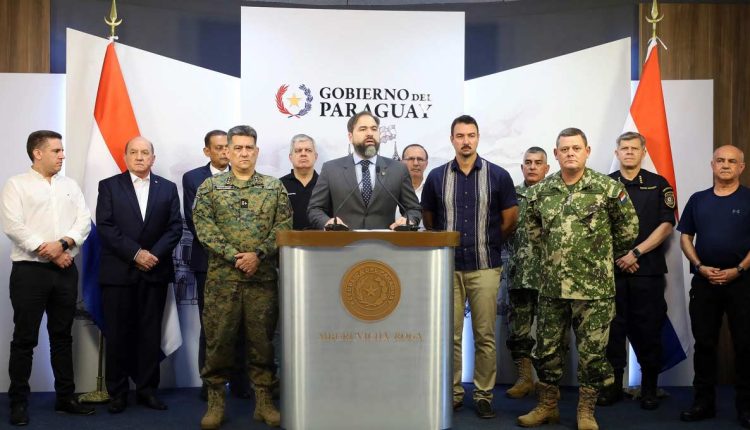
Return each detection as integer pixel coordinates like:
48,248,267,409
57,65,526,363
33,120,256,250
307,111,421,230
96,136,183,414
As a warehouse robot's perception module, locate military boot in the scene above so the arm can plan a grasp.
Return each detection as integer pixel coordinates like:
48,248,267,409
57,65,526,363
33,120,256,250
200,385,226,430
597,369,623,406
577,386,600,430
517,382,560,427
253,387,281,427
507,357,535,399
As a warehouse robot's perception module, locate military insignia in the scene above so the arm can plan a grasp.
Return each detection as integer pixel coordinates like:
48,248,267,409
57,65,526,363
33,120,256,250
340,260,401,322
664,190,676,209
240,198,248,208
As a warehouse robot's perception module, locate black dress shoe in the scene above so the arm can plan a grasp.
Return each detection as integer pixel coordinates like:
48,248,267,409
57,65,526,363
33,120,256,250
55,398,95,415
136,393,168,410
640,388,660,410
107,395,128,414
680,403,716,422
597,384,623,406
739,411,750,429
476,398,496,419
10,403,29,426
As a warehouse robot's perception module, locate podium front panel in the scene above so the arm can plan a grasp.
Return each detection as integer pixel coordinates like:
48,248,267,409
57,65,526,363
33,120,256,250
279,237,453,430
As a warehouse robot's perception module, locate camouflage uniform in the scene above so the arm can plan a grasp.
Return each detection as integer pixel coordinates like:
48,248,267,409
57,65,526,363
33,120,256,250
525,168,638,389
193,171,292,389
506,184,540,360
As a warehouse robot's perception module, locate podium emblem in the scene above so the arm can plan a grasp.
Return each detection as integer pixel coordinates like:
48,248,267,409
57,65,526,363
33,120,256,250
340,260,401,322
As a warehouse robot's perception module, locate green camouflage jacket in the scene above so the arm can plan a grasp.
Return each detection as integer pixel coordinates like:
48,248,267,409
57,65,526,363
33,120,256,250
525,168,638,300
508,184,540,291
193,171,292,282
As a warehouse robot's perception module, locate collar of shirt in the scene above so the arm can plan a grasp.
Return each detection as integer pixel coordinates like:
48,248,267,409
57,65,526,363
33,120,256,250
210,164,228,176
28,167,59,183
450,155,483,173
129,171,151,184
352,152,377,166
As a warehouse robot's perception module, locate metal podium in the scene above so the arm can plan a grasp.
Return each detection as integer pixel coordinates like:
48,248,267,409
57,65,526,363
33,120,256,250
277,231,459,430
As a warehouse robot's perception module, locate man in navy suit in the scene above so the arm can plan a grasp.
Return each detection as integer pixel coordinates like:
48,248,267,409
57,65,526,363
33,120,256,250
182,130,249,400
307,111,421,230
96,136,182,414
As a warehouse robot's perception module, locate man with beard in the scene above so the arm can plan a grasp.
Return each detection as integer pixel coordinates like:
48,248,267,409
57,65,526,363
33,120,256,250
421,115,518,419
307,111,421,230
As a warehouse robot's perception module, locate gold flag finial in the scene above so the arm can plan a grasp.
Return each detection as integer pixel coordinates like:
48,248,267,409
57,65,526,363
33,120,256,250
645,0,664,41
104,0,122,40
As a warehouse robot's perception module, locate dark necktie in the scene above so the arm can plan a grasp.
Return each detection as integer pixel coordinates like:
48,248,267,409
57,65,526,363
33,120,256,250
361,159,372,206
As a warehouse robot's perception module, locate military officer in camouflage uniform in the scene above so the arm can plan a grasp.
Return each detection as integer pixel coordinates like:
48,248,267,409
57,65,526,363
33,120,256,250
505,146,550,399
517,128,638,430
193,125,292,429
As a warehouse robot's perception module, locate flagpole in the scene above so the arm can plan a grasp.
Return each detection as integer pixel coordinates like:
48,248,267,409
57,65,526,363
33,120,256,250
78,0,123,405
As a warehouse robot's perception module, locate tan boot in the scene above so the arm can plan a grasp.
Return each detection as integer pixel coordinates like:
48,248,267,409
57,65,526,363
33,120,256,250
517,382,560,427
506,357,535,398
253,387,281,427
200,385,226,430
577,386,599,430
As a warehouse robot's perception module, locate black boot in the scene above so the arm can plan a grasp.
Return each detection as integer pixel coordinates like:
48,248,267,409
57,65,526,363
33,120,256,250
597,369,624,406
640,370,659,410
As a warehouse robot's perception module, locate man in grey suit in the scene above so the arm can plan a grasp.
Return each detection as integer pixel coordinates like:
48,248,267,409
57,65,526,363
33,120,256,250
307,111,421,230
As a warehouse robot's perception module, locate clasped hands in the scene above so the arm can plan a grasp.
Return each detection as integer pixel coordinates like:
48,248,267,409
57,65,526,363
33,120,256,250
234,252,260,278
37,240,73,269
696,265,739,286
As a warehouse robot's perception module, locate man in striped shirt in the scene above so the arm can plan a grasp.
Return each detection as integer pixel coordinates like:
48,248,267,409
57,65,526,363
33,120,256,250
422,114,518,419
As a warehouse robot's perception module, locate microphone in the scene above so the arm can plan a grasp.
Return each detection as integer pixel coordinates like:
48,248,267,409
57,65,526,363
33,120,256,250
324,175,365,231
375,166,420,231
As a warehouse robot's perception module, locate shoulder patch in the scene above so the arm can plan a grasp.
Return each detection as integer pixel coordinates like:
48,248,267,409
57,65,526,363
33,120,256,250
664,189,676,209
618,190,629,205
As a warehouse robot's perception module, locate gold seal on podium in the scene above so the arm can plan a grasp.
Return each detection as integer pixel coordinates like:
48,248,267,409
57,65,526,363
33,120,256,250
340,260,401,322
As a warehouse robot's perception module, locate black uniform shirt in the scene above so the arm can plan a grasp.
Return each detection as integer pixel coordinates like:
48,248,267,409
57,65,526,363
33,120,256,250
280,170,318,230
609,168,676,275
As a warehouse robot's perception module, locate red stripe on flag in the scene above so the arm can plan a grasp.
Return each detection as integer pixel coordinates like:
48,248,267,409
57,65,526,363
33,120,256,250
630,45,678,204
93,42,140,173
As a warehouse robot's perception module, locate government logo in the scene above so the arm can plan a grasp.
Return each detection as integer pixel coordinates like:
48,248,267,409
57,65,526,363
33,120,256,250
340,260,401,322
275,83,313,118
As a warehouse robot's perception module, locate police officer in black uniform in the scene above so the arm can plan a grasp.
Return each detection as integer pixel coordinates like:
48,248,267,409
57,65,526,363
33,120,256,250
598,131,676,410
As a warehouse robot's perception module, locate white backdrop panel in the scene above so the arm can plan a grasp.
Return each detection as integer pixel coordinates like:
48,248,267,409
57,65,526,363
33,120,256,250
66,28,241,390
241,7,465,176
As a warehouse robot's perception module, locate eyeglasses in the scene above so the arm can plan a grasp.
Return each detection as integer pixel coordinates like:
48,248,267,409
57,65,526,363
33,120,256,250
403,157,426,163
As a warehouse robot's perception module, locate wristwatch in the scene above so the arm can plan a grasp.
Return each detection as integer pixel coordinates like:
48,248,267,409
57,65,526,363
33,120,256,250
695,263,703,272
58,239,70,251
737,265,745,274
631,247,642,259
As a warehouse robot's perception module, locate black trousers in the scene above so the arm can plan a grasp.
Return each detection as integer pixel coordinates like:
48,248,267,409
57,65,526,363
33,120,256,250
605,275,667,374
8,262,78,405
689,274,750,412
102,280,167,397
196,271,249,392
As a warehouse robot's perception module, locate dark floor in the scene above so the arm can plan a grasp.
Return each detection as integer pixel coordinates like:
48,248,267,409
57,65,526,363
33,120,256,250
4,384,746,429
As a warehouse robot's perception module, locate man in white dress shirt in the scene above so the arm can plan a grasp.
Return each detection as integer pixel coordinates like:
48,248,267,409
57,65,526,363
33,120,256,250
0,130,94,426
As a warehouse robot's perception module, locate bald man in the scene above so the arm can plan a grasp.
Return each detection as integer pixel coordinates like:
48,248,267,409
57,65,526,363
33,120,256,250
677,145,750,428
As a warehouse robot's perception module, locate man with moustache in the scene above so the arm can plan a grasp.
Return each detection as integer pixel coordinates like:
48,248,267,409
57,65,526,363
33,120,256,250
598,132,675,410
1,130,94,425
280,134,319,230
97,136,183,414
307,111,421,230
401,143,429,200
183,130,251,400
677,145,750,429
518,128,638,430
505,146,550,399
421,115,518,419
193,125,292,429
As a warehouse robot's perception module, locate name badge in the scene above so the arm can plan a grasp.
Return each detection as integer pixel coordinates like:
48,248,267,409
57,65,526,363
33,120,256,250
240,198,249,208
